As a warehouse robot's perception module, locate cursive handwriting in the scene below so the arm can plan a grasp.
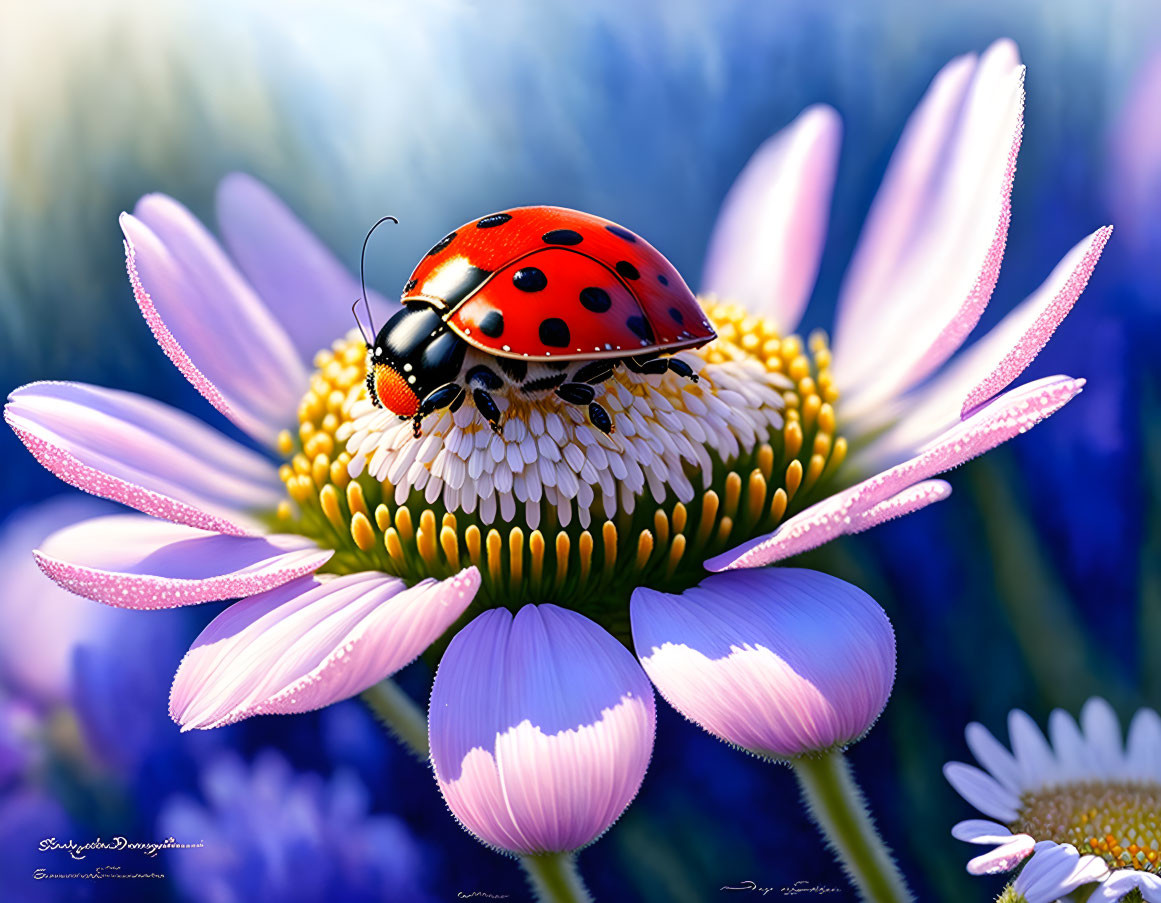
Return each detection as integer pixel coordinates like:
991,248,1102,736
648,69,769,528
39,836,203,860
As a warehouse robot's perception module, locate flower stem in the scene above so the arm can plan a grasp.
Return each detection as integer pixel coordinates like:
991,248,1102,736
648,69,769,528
790,750,912,903
360,679,429,760
520,852,593,903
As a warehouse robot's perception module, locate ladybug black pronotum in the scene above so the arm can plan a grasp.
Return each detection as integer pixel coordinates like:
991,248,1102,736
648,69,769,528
355,207,717,438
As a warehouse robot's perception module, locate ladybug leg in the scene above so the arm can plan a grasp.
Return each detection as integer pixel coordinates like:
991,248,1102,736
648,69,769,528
465,364,503,390
472,388,504,434
555,382,615,435
412,383,466,438
625,354,669,376
626,354,699,383
573,360,617,385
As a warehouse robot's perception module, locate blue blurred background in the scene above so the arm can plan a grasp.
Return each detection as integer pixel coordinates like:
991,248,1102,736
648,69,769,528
1,0,1159,900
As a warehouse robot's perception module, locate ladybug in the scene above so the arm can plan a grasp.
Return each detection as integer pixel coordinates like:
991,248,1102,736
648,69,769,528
356,206,716,437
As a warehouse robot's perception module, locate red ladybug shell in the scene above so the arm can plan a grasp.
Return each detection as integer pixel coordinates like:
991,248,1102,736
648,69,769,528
400,206,715,360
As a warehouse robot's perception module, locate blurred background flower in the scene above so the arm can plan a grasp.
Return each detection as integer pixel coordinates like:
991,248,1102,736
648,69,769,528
2,0,1160,900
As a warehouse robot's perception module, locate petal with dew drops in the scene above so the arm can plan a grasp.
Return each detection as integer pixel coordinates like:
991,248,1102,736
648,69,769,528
5,382,281,536
631,569,894,759
35,514,331,610
170,568,479,730
701,105,840,333
215,174,392,362
429,604,655,855
856,227,1111,469
967,835,1036,875
706,375,1083,570
122,197,308,446
835,40,1026,418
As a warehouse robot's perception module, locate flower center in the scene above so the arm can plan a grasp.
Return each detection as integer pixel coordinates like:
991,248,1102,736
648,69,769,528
1012,780,1161,872
272,300,845,640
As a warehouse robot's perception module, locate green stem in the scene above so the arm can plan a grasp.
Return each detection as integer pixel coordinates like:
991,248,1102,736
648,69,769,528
360,679,429,760
790,750,912,903
520,852,593,903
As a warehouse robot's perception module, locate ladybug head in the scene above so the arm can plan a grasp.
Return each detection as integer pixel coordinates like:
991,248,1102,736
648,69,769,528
368,303,467,416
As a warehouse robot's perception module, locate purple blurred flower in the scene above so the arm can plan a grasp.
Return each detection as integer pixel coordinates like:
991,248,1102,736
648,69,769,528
159,749,435,903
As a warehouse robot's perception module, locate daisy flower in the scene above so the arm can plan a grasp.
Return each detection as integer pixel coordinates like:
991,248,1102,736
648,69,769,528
5,37,1108,901
945,698,1161,903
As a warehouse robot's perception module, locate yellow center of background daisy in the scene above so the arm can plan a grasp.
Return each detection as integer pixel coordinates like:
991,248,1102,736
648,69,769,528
1014,781,1161,872
270,300,845,641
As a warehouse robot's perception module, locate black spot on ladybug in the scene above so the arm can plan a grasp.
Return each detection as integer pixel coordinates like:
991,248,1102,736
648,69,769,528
480,311,505,338
539,318,571,348
426,231,457,256
627,315,654,343
658,274,669,286
669,307,684,324
542,229,584,246
476,213,512,229
616,261,640,280
513,267,548,292
579,287,612,313
403,278,417,293
606,225,637,243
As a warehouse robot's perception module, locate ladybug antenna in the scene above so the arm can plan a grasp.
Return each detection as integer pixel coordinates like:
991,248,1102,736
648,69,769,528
353,214,399,346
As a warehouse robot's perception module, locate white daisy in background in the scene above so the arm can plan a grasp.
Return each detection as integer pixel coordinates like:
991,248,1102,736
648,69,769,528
945,698,1161,902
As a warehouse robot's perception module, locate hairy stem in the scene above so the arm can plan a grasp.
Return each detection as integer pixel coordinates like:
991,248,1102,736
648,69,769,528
520,852,593,903
791,750,913,903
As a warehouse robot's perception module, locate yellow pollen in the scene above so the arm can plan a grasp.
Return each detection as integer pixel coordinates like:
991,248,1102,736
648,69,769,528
274,304,845,637
1013,781,1161,872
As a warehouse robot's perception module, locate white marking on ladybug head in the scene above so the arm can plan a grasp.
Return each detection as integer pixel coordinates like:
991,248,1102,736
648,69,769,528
374,347,383,356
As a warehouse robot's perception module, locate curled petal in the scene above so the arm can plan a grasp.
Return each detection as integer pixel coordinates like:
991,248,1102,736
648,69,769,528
701,105,840,332
631,569,894,759
836,40,1025,417
5,382,281,536
171,568,479,730
122,197,308,446
707,375,1083,569
1012,842,1110,903
967,834,1036,875
35,515,331,609
215,174,391,361
429,604,655,855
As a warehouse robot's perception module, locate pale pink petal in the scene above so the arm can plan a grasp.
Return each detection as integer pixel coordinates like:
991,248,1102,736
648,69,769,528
837,52,977,343
943,762,1020,822
857,228,1111,470
1013,842,1110,903
429,604,655,855
122,197,308,445
835,40,1025,418
967,835,1036,875
631,569,894,759
701,105,841,332
849,480,951,532
960,226,1111,416
5,382,281,536
215,174,392,360
34,514,331,610
706,375,1082,569
171,568,480,730
0,496,127,705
